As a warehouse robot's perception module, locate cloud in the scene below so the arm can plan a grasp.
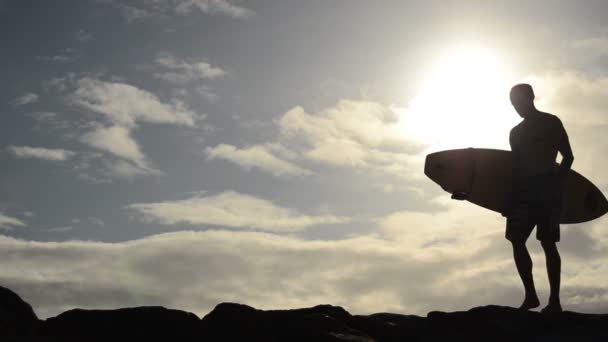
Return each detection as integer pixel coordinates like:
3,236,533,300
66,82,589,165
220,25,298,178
211,100,425,179
279,101,410,153
7,146,75,161
27,112,75,132
37,48,80,63
44,226,74,233
80,125,162,178
377,196,506,257
38,56,72,62
71,217,105,226
155,53,226,84
194,85,219,102
119,4,155,21
99,0,253,20
288,101,422,175
105,159,163,178
127,191,349,231
80,125,155,174
74,29,93,42
205,144,312,176
0,213,26,231
72,78,199,128
2,222,607,320
13,93,39,106
71,78,202,178
174,0,253,17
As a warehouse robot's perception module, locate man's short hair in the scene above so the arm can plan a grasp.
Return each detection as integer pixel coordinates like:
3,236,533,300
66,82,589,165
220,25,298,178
510,83,535,101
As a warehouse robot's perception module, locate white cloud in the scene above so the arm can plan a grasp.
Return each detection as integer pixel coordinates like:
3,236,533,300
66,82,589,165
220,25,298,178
279,101,409,152
79,126,162,178
155,53,226,84
208,100,424,179
2,222,607,320
377,196,505,256
13,93,39,106
72,78,199,128
244,100,423,179
81,126,147,169
71,78,202,179
205,144,312,176
127,191,348,231
0,213,26,230
7,146,75,161
100,0,253,20
173,0,253,17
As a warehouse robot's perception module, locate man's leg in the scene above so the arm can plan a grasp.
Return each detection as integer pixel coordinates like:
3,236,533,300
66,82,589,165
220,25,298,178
511,240,540,310
541,240,562,312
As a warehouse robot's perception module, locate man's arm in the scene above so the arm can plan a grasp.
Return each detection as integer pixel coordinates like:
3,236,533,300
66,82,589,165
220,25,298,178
503,130,519,217
556,118,574,181
510,132,521,184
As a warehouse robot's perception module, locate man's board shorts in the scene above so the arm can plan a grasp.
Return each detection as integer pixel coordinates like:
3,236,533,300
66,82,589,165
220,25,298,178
505,173,561,242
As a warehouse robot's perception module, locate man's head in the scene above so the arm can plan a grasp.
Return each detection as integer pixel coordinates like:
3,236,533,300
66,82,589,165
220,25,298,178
510,83,535,118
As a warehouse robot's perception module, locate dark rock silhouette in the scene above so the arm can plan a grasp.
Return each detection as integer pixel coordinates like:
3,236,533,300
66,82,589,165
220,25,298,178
200,302,376,341
2,285,608,341
0,286,39,340
41,306,200,341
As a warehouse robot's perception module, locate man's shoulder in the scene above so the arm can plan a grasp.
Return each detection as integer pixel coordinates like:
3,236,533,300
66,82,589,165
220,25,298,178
539,111,562,124
510,121,524,136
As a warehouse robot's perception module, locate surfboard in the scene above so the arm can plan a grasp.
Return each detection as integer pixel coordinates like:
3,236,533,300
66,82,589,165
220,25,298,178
424,148,608,224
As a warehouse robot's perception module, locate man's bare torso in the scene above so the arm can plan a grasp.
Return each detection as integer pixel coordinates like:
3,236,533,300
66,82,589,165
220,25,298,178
509,111,569,180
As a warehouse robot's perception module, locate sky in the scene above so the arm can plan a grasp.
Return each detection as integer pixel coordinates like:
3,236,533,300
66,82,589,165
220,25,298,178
2,0,608,319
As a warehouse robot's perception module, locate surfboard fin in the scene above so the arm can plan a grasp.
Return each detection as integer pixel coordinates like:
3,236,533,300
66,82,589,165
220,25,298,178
451,191,469,201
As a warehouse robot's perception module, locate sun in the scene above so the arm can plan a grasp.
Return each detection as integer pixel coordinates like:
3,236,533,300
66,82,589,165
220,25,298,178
399,44,520,152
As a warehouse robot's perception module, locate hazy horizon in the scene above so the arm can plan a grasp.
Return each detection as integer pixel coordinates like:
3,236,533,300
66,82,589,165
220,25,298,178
2,0,608,319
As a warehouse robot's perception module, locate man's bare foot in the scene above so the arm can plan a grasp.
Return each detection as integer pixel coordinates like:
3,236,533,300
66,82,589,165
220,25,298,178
541,302,562,314
518,297,540,311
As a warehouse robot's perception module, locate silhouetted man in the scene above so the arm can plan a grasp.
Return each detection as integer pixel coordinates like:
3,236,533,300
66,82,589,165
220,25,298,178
504,83,574,313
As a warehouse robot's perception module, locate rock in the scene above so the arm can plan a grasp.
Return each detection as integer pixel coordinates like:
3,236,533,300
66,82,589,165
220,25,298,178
0,285,40,340
3,286,608,341
199,303,608,341
41,306,200,341
200,302,373,341
424,305,608,341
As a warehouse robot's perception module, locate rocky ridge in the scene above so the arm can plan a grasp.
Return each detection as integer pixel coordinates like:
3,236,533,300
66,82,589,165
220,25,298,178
2,286,608,341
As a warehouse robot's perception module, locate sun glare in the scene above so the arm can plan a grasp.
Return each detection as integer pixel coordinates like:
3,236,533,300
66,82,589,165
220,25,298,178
400,44,520,152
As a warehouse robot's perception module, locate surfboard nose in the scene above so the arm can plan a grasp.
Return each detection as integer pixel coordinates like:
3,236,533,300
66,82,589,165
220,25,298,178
423,153,438,180
424,149,476,194
424,152,448,187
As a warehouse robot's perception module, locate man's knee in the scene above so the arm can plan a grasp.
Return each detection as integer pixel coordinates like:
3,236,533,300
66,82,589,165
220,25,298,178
541,240,560,254
510,239,527,251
